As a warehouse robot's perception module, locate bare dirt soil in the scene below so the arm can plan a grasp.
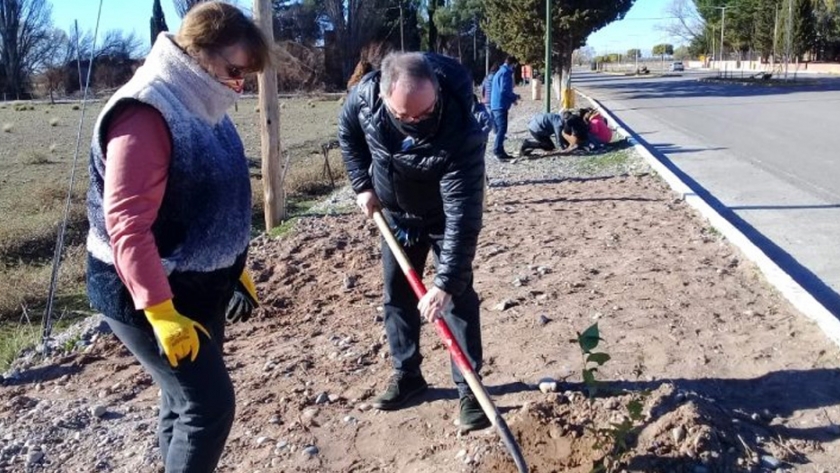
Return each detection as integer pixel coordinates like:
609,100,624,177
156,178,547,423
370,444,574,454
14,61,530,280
1,92,839,473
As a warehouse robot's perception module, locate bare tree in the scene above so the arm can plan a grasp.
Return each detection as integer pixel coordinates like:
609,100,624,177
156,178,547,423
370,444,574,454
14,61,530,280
173,0,209,18
658,0,706,44
0,0,54,98
321,0,390,82
96,29,144,60
38,28,70,102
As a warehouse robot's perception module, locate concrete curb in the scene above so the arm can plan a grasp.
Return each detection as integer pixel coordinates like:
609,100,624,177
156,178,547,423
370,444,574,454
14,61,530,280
577,89,840,349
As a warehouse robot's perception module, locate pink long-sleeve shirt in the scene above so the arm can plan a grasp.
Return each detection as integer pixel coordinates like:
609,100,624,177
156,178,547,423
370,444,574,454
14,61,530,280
103,103,173,309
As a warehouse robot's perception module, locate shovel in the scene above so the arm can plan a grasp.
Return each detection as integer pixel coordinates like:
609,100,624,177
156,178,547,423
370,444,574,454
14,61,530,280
372,210,528,473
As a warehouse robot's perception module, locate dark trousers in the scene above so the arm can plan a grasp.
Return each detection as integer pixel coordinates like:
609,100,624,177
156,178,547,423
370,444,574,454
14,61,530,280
492,109,509,156
521,130,557,155
381,234,482,395
106,314,234,473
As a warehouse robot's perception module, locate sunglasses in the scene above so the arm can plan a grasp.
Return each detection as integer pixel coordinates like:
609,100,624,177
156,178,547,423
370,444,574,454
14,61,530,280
217,53,249,81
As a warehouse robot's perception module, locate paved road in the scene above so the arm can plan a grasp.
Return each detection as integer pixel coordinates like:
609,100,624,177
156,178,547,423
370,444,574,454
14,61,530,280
574,70,840,315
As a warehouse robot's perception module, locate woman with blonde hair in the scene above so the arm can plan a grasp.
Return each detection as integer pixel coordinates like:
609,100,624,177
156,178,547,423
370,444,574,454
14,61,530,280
85,2,268,470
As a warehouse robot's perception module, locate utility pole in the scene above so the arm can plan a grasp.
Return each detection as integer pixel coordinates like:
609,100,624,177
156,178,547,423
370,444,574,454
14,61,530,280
635,48,639,73
254,0,285,228
711,24,715,65
545,0,551,113
785,0,793,80
473,15,477,62
75,21,83,92
485,37,489,76
772,6,779,70
714,6,728,77
399,0,405,52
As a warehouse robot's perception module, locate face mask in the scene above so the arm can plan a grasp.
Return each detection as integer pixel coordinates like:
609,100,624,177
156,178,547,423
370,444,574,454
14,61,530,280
386,99,442,140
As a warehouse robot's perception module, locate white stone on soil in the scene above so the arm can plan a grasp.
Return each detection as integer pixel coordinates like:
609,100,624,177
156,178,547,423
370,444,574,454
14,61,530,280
671,426,686,443
538,379,558,394
91,405,107,418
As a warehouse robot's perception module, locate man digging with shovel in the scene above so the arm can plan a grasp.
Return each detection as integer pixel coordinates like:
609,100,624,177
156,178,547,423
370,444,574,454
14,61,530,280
338,51,490,433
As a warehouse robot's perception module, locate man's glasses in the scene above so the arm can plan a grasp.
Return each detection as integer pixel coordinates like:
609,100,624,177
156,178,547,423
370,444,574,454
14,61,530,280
385,97,438,123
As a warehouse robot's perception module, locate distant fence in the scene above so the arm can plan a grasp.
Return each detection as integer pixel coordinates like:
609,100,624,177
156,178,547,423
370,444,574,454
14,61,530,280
688,60,840,75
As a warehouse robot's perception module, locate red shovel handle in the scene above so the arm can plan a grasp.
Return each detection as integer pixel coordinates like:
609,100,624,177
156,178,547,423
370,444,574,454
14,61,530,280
372,210,528,473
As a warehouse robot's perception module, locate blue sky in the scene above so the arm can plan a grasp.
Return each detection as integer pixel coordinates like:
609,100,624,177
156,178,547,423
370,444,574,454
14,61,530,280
52,0,186,53
586,0,684,55
56,0,680,57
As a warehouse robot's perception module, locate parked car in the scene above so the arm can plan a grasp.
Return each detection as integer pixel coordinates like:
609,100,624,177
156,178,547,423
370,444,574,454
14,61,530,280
669,61,685,72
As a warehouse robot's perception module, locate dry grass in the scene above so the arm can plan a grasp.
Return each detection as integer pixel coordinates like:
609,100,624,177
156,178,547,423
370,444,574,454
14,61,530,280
0,320,39,371
0,95,343,352
284,148,347,195
0,244,87,326
19,150,51,165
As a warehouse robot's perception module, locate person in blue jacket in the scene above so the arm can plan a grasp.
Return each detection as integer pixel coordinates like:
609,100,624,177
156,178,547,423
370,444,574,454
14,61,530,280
489,56,520,161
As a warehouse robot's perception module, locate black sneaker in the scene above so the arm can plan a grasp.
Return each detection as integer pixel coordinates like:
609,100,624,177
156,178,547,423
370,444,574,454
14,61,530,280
459,392,492,433
494,152,513,162
372,372,428,411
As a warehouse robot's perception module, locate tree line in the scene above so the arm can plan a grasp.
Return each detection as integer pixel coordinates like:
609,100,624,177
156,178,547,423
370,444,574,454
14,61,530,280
1,0,143,100
3,0,646,98
662,0,840,63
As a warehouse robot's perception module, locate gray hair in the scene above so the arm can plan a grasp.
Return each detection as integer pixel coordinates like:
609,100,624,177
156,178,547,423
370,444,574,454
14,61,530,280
379,52,439,98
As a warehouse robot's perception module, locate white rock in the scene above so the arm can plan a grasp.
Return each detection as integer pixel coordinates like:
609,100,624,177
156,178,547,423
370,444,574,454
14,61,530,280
27,451,44,464
269,415,281,425
761,456,782,470
538,379,558,394
301,408,319,423
455,449,467,459
493,299,516,311
357,403,371,412
91,405,107,418
315,392,329,405
256,436,272,446
302,445,319,457
672,426,686,443
343,416,357,424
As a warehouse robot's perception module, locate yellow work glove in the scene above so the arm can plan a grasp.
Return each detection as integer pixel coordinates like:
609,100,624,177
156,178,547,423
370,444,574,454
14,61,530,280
225,271,259,323
144,299,210,368
239,270,259,303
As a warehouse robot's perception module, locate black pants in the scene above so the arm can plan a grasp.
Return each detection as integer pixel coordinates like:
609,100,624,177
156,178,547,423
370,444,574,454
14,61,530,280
106,313,234,473
381,233,482,395
520,130,556,155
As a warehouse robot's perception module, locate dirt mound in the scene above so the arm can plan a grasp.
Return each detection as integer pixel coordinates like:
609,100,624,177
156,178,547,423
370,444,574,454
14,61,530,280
473,383,808,473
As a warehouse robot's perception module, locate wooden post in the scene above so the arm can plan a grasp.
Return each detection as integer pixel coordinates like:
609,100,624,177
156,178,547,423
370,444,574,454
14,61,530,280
254,0,285,229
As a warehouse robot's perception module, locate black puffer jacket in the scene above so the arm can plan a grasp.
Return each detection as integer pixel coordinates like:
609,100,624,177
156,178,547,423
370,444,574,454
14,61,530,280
338,53,486,296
